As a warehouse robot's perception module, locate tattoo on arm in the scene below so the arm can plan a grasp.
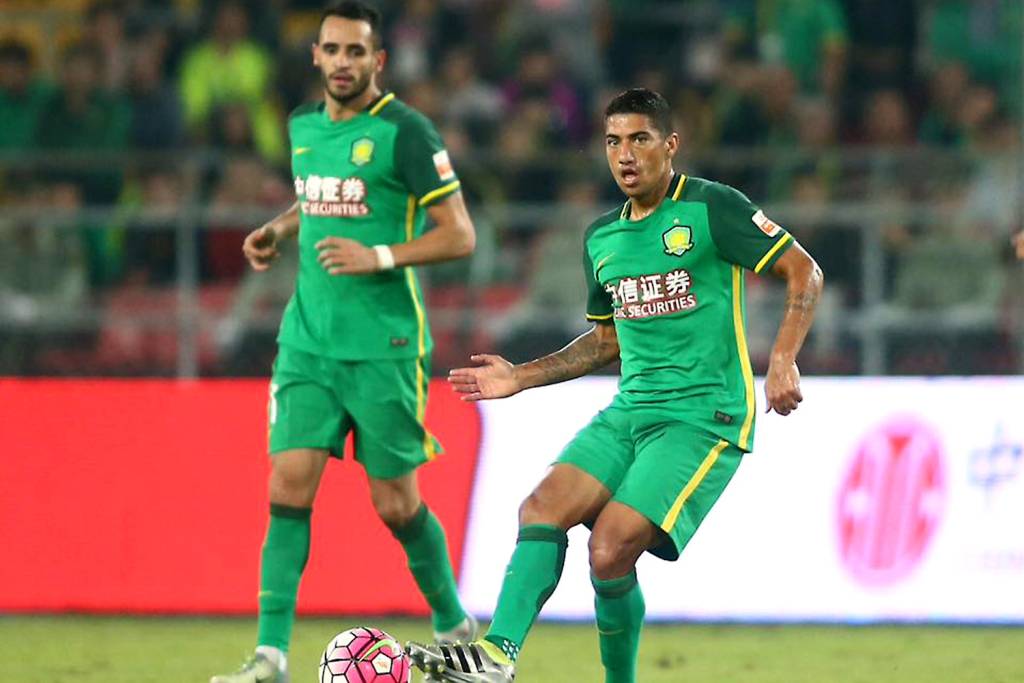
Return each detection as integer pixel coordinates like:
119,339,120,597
523,327,618,387
785,291,819,314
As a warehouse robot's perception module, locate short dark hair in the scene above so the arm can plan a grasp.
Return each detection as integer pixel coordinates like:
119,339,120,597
0,39,32,66
319,1,383,49
604,88,673,136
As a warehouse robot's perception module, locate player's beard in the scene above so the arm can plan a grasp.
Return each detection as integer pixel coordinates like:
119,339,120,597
325,69,372,106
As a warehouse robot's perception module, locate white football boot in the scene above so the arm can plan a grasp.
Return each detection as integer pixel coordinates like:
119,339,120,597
434,613,479,645
407,640,515,683
210,652,288,683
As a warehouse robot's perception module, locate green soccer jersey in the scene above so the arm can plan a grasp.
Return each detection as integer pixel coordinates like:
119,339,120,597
277,92,461,360
583,174,794,451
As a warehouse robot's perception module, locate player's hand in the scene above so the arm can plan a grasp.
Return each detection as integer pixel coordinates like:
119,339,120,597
242,225,279,271
764,359,803,416
316,236,379,275
1013,231,1024,260
448,354,521,401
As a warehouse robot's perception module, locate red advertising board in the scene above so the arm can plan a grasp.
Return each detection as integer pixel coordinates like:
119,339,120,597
0,379,481,615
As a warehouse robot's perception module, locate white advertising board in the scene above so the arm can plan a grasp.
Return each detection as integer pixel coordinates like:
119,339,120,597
459,377,1024,622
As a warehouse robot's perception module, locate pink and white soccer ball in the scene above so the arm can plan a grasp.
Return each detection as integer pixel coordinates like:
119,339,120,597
319,627,411,683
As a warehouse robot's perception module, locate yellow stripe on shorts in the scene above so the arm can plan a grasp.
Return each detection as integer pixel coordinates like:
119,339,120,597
660,440,729,533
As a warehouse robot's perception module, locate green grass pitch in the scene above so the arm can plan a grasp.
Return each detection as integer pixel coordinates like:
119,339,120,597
2,616,1022,682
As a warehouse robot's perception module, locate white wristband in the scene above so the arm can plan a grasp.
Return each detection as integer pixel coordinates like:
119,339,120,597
372,244,395,270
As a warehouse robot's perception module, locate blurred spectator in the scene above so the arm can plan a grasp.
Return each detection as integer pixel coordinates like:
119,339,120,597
0,182,90,327
383,0,470,89
496,178,599,360
402,79,444,123
0,181,91,373
715,64,799,194
725,0,849,97
496,0,604,87
918,62,971,146
386,0,442,87
922,0,1022,116
963,117,1020,243
601,0,689,83
35,42,131,204
891,182,1004,321
502,37,587,145
205,156,290,281
438,47,502,144
765,97,841,201
861,89,913,147
178,0,285,162
199,0,285,50
716,64,798,147
494,115,559,202
0,39,52,150
35,42,131,151
840,0,917,93
127,36,185,149
85,1,131,92
208,102,259,155
121,169,188,285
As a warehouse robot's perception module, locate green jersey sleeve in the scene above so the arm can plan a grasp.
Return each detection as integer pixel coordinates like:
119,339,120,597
584,242,614,322
707,182,793,274
393,113,461,207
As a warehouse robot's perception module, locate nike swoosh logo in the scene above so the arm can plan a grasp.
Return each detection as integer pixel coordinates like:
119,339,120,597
294,147,312,155
597,628,623,636
595,252,615,275
358,638,402,662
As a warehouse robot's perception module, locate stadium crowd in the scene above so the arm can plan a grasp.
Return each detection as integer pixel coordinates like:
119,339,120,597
0,0,1021,376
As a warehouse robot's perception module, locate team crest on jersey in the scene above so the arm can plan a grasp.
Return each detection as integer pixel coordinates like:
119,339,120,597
350,137,375,166
662,225,693,256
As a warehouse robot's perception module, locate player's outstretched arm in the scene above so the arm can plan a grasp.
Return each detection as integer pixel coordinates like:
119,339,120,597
764,242,823,415
1013,230,1024,260
449,322,619,401
316,192,475,275
242,201,300,271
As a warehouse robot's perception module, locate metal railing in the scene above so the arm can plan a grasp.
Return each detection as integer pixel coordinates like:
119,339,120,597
2,146,1021,377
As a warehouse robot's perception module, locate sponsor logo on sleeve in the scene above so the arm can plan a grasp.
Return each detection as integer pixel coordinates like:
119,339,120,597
752,209,782,237
432,149,455,180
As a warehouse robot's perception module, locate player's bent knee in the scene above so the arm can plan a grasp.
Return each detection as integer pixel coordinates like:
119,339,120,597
588,536,641,580
268,453,325,507
374,498,420,531
518,490,564,528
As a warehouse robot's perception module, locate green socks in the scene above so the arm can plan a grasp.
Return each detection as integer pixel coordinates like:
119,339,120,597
392,504,466,632
593,571,645,683
257,504,311,652
484,524,569,662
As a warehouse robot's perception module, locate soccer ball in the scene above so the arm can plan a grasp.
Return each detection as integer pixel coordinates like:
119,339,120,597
319,627,411,683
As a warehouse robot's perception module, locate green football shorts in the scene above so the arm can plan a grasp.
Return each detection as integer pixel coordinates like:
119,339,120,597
268,345,442,479
556,397,744,561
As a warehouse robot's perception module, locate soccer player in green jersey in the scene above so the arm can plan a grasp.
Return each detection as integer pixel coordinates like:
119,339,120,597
212,3,477,682
406,88,824,683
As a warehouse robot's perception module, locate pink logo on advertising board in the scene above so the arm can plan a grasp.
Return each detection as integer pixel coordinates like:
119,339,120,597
837,415,946,586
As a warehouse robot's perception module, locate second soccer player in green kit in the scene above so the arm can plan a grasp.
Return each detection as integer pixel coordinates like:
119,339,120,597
212,3,477,682
407,88,824,682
